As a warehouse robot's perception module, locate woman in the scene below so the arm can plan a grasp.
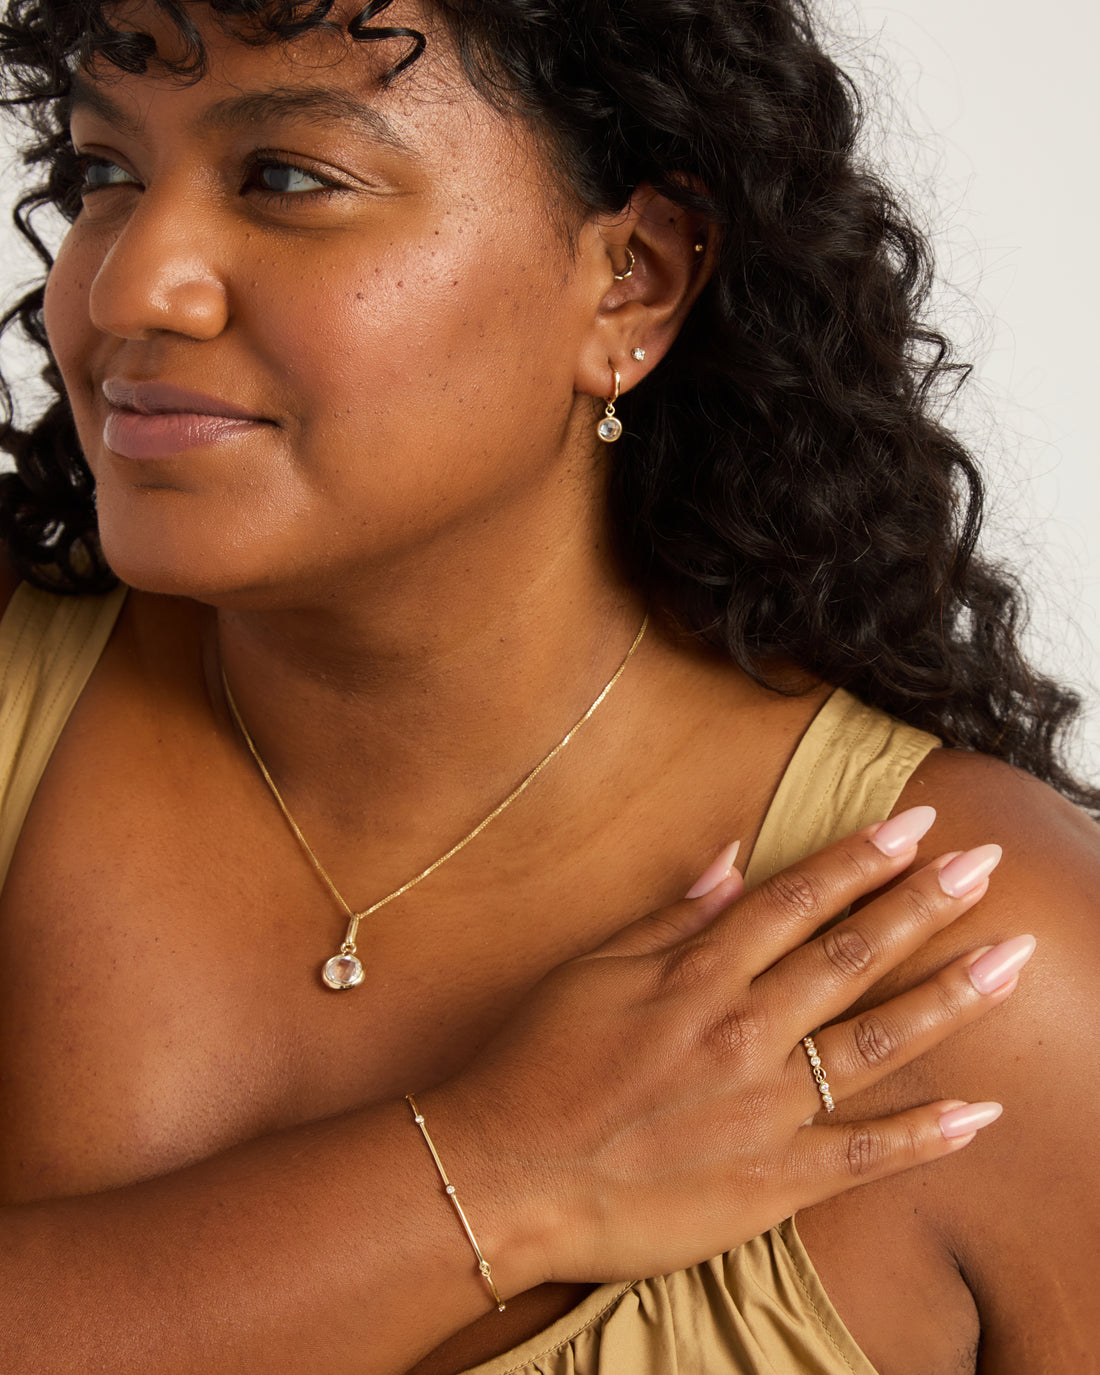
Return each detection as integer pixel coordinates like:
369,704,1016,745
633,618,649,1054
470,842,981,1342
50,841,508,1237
0,0,1096,1371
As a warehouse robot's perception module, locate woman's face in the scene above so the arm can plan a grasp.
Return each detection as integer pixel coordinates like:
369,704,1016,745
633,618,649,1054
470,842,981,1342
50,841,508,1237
45,3,611,604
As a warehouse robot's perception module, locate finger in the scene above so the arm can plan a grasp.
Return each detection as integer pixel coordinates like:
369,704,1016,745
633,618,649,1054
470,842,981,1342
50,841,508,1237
755,843,1003,1033
579,845,745,961
790,1099,1004,1211
788,935,1036,1116
701,805,939,969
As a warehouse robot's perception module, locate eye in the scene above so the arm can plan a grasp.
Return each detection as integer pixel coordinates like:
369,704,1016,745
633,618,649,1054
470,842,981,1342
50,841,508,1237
244,158,348,207
253,162,331,196
77,156,140,195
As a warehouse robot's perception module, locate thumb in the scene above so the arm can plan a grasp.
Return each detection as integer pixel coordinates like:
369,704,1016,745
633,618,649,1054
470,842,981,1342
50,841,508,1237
580,841,744,960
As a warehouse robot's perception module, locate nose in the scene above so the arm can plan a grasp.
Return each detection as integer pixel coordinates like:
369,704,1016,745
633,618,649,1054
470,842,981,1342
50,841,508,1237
88,195,230,342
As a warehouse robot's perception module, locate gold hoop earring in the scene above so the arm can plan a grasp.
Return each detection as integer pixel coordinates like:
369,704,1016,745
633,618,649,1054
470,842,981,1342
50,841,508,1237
612,247,635,281
597,369,623,443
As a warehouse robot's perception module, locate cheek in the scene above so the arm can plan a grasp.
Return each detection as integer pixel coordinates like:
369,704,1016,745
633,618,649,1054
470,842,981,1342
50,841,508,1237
254,232,576,440
43,230,99,408
230,243,578,546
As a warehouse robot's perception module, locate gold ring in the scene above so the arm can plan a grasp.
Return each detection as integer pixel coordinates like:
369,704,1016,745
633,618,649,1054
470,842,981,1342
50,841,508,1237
801,1035,835,1113
612,246,635,280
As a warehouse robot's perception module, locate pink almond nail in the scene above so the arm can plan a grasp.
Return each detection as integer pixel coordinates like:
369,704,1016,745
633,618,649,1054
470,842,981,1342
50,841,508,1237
938,844,1003,898
685,840,742,898
939,1101,1003,1139
869,805,937,857
968,934,1037,994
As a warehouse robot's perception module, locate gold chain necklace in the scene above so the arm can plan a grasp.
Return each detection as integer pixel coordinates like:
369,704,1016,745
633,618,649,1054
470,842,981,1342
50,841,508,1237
221,616,649,990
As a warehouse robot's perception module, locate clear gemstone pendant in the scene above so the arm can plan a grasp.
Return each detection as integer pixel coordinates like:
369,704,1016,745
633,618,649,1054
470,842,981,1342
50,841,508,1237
322,949,364,990
597,412,623,443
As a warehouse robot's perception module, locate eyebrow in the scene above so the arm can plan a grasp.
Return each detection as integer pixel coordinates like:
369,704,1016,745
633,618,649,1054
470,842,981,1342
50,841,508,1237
68,73,417,158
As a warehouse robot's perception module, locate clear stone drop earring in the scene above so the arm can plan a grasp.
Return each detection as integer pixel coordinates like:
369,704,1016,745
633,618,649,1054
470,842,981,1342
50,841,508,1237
597,369,623,443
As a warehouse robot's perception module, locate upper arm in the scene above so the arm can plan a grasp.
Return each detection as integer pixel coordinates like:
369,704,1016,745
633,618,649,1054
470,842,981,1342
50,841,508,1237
891,750,1100,1371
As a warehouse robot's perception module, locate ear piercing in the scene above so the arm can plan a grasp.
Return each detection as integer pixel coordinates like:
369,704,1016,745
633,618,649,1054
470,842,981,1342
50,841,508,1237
631,347,646,362
597,368,623,443
612,247,635,281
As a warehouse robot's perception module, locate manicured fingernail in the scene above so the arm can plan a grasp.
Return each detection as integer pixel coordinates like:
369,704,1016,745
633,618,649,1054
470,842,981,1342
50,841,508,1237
939,1101,1003,1139
968,934,1036,993
938,844,1002,898
686,840,741,898
869,805,937,857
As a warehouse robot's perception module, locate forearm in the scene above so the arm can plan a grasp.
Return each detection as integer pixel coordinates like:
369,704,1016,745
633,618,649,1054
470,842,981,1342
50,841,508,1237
0,1090,544,1375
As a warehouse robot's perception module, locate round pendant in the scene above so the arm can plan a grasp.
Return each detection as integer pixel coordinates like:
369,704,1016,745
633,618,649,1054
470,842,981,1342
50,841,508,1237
322,952,365,990
597,415,623,443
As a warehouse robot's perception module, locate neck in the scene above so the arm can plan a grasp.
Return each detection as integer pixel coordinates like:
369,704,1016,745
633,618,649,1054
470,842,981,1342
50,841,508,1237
209,502,650,879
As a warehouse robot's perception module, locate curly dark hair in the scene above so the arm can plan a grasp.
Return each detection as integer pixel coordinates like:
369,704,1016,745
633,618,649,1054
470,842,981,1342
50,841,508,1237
0,0,1095,807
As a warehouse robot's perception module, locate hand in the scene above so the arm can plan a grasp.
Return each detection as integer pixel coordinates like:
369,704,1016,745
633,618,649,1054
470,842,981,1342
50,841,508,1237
429,806,1031,1289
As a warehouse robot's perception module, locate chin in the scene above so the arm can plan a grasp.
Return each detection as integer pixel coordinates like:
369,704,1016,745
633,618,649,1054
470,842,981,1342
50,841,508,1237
92,466,318,607
97,501,275,607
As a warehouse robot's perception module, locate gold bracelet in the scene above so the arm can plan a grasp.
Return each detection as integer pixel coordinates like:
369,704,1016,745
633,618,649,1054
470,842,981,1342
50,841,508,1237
406,1094,507,1313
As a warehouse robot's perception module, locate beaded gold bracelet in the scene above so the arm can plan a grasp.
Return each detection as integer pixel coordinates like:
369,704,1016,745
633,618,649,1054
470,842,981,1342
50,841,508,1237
406,1094,507,1313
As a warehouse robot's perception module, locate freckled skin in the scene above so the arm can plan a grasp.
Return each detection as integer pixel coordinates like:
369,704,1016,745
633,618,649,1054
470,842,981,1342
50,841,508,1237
45,10,602,608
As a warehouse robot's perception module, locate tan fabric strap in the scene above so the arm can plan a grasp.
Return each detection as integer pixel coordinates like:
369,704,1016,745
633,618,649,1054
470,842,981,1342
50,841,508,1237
0,582,128,889
744,686,940,890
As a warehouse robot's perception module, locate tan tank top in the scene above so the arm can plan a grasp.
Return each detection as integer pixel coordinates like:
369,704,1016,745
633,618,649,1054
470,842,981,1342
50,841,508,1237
0,584,940,1375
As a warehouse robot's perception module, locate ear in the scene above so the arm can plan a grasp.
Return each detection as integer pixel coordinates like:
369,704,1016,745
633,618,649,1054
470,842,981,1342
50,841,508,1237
573,185,716,403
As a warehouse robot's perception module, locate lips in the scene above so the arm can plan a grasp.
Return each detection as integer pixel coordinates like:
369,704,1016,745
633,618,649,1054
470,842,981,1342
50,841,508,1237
101,378,271,460
102,378,267,421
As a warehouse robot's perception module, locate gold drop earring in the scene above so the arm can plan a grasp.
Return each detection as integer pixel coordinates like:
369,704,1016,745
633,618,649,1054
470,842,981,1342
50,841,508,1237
597,367,623,443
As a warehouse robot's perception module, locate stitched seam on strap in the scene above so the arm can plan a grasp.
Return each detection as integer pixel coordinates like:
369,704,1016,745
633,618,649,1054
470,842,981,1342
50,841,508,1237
776,1229,859,1374
771,708,847,868
777,695,869,865
37,593,115,725
0,592,81,818
804,707,874,852
0,589,126,889
0,588,52,743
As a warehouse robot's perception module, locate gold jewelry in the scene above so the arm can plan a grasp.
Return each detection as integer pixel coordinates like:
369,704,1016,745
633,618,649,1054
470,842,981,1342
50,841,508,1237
612,246,635,280
596,368,623,443
406,1094,506,1313
222,616,649,990
801,1035,835,1113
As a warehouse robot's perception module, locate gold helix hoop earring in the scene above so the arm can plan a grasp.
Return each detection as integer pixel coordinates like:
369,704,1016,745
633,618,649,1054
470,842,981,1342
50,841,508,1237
597,368,623,443
612,247,635,281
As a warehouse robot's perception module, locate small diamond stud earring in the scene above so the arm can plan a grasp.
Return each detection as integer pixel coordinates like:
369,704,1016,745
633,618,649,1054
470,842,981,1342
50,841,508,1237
631,347,646,362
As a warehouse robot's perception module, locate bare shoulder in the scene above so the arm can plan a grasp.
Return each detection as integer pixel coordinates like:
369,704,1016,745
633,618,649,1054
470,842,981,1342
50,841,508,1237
892,748,1100,1121
903,744,1100,880
810,748,1100,1372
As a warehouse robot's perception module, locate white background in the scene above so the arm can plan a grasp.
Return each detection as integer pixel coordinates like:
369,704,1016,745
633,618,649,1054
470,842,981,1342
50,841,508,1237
2,0,1097,773
821,0,1100,776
